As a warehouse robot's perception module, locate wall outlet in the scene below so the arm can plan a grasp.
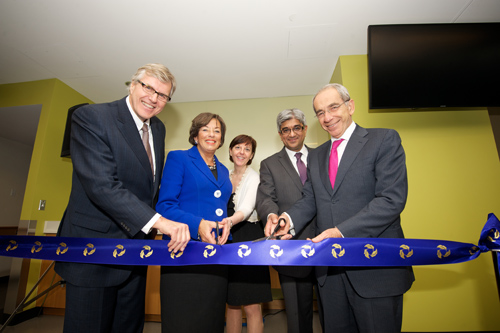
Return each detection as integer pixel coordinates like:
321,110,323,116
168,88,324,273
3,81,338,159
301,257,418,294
44,221,60,234
39,200,46,211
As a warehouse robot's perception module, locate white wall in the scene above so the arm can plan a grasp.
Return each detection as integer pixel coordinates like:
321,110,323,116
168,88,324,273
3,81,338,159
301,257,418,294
0,136,33,276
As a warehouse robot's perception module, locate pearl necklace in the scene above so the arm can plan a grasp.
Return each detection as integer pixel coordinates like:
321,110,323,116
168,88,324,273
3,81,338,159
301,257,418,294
207,157,216,170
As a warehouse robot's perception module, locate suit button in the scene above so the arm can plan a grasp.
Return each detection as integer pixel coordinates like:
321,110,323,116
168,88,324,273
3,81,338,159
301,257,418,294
216,208,223,216
214,190,221,198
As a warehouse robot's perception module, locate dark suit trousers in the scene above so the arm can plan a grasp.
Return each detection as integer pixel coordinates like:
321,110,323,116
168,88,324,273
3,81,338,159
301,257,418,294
279,272,316,333
319,267,403,333
63,266,147,333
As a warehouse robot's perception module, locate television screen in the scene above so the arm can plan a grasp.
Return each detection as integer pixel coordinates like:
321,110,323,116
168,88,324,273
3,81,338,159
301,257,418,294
60,103,88,158
368,23,500,109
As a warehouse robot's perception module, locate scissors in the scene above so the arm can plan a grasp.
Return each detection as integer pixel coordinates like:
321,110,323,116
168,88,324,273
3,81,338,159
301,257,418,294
253,218,286,242
215,221,220,245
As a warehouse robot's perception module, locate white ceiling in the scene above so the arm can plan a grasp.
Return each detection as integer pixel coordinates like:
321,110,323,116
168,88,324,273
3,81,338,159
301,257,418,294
1,0,499,145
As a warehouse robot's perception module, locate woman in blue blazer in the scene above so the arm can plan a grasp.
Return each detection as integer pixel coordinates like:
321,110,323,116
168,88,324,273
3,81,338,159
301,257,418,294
156,112,232,333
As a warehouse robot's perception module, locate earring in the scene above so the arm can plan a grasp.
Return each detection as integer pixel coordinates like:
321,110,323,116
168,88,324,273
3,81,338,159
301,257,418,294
195,140,198,144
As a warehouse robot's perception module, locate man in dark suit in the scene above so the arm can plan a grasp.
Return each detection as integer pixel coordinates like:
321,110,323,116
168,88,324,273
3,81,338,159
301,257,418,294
256,108,317,333
55,64,190,333
267,84,415,333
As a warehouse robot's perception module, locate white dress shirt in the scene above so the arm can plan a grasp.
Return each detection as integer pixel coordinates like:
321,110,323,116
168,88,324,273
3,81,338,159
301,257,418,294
126,96,161,234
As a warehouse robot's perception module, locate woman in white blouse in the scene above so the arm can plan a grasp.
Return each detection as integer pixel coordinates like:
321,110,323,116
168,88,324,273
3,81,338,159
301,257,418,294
224,135,272,333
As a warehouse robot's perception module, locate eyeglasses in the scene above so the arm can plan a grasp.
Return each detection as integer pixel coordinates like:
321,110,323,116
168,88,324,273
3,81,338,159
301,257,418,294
137,80,171,102
315,100,350,118
280,125,304,135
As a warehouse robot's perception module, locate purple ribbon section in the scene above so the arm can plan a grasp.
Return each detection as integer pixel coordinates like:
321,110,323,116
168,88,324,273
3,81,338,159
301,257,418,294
0,213,499,268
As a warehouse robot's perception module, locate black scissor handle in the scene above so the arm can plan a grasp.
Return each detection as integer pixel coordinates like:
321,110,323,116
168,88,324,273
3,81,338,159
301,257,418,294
268,218,286,239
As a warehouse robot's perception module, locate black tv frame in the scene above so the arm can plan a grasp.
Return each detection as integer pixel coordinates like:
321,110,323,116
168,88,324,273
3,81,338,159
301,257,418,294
60,103,89,158
368,23,500,110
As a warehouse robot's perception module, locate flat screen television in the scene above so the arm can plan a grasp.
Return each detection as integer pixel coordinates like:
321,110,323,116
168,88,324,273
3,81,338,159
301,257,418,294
60,103,89,158
368,23,500,109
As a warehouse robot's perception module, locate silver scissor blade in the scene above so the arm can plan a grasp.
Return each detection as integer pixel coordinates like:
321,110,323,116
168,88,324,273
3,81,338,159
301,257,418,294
252,219,283,242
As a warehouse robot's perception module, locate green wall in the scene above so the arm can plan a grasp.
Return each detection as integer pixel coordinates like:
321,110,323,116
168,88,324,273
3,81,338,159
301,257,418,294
0,79,93,305
157,96,329,164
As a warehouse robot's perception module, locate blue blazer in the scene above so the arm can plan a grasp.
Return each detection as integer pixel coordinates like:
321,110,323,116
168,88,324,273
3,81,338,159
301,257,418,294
55,97,165,287
156,146,232,239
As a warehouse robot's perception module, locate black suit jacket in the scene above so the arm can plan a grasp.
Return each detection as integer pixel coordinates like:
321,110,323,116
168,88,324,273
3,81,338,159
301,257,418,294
55,97,165,287
288,125,414,298
256,146,316,278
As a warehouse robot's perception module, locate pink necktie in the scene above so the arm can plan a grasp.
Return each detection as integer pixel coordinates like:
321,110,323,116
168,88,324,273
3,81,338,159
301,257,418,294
328,139,344,189
142,123,154,176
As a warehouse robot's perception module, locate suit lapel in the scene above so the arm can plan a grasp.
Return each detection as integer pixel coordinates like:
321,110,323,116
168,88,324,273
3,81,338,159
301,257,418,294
318,141,334,196
188,146,220,187
150,117,165,182
332,125,368,196
150,117,164,191
277,148,303,190
215,155,230,188
115,98,155,183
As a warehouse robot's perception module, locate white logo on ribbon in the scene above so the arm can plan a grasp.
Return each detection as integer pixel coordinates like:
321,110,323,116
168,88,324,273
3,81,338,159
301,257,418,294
301,245,315,258
270,245,283,258
204,245,217,258
238,244,251,258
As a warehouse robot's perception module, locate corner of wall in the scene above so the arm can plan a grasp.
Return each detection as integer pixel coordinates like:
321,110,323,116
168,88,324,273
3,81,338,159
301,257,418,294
0,79,93,307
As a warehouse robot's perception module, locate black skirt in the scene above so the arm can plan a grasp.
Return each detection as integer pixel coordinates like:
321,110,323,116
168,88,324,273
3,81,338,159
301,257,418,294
227,194,272,306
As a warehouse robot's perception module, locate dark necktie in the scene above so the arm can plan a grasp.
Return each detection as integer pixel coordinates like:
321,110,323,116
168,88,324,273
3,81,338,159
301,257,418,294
328,139,344,189
142,123,154,176
295,152,307,185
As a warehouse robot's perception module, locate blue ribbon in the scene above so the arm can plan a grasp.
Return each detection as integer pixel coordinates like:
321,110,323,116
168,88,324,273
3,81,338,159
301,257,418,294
1,213,499,267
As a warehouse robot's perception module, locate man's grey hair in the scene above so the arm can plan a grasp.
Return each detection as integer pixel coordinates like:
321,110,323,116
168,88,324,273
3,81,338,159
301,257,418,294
312,83,351,112
129,63,177,98
276,108,307,133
